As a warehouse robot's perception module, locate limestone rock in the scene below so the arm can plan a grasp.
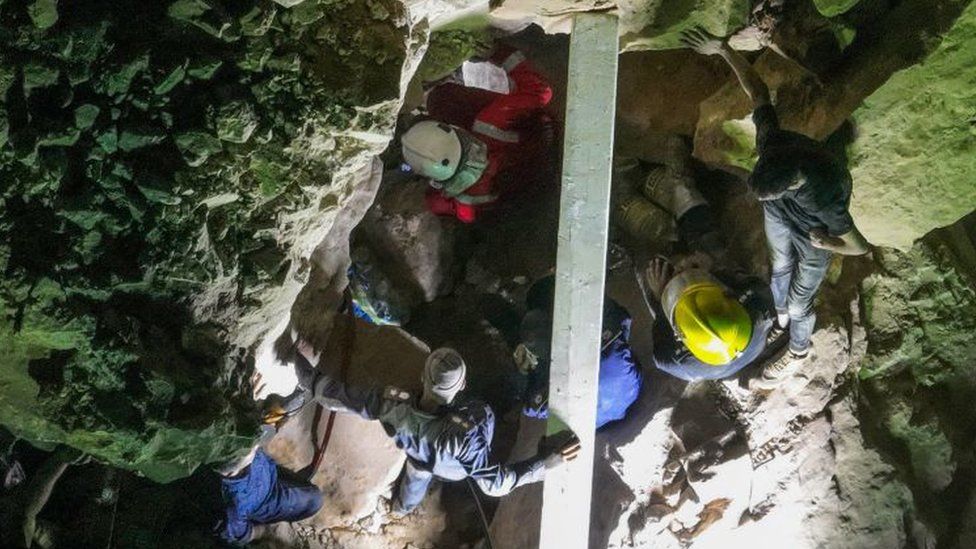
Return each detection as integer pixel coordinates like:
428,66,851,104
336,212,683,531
849,1,976,249
615,50,730,159
490,0,749,51
593,324,920,548
858,238,976,526
355,177,460,305
0,0,449,481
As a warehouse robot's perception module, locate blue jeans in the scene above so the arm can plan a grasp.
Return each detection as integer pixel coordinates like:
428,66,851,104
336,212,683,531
763,208,832,353
395,460,433,513
221,450,324,545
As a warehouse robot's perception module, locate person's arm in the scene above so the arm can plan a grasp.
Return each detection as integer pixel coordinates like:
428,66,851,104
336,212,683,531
809,226,870,256
681,28,770,107
468,434,581,497
290,350,389,420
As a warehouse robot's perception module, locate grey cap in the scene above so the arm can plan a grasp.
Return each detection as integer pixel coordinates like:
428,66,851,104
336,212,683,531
423,347,467,405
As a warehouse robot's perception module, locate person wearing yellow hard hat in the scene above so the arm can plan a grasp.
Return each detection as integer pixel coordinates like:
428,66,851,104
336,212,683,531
643,257,775,382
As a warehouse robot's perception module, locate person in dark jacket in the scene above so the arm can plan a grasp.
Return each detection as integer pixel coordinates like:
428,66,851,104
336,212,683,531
644,257,775,382
514,275,643,428
289,344,580,514
681,27,870,388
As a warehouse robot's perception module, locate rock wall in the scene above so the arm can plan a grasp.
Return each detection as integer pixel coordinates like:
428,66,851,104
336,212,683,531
858,236,976,542
691,0,975,249
848,0,976,250
490,0,748,51
0,0,453,481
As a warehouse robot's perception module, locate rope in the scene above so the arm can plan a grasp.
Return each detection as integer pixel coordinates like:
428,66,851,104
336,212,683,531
307,292,357,478
465,478,495,549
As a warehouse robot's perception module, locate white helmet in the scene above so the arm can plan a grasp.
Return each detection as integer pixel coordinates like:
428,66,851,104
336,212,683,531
401,120,463,182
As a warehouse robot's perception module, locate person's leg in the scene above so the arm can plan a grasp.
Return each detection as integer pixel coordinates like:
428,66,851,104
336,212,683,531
763,208,795,328
252,474,323,526
785,234,833,354
677,204,724,258
642,167,707,219
612,158,677,251
394,461,434,514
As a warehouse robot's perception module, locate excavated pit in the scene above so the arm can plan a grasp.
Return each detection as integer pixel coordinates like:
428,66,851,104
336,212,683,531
2,1,976,548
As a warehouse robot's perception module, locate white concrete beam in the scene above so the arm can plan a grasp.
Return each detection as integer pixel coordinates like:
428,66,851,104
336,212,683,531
539,12,619,549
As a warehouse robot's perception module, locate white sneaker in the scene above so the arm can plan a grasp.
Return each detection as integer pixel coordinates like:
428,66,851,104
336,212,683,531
752,349,807,390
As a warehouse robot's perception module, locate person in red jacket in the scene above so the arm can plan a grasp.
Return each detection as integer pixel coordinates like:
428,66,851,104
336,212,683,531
400,46,555,223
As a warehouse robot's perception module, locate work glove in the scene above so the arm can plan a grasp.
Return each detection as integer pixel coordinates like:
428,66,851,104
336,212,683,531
539,431,582,470
260,388,306,426
512,343,539,374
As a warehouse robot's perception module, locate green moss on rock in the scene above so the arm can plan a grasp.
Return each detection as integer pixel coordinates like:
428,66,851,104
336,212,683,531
860,240,976,493
415,28,491,83
0,0,411,481
27,0,58,30
813,0,861,18
849,2,976,250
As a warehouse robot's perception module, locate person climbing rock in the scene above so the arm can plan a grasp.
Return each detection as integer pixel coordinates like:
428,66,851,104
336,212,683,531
287,344,580,514
681,27,870,388
513,275,643,428
400,43,555,223
215,444,324,546
214,374,323,546
643,257,774,382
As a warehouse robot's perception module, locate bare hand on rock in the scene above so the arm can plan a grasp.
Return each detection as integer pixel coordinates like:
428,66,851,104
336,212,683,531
543,433,582,469
680,26,726,56
251,371,268,401
645,257,674,302
808,228,831,250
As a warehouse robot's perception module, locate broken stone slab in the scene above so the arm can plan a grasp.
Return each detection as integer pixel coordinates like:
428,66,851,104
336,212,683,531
309,414,405,529
848,0,976,249
266,317,430,529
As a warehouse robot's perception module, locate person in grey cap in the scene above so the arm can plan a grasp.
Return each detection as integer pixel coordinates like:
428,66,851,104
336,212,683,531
289,344,581,514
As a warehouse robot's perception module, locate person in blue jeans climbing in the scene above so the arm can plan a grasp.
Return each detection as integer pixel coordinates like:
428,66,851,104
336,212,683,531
215,443,323,546
682,27,870,388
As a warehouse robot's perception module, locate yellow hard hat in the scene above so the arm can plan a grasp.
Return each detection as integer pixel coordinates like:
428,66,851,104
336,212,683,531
674,283,752,366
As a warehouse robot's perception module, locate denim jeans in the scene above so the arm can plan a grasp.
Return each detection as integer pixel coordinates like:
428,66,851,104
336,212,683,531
763,208,832,353
221,450,324,545
395,460,434,513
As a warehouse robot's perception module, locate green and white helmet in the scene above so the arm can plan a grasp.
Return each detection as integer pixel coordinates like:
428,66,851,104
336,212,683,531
401,120,463,182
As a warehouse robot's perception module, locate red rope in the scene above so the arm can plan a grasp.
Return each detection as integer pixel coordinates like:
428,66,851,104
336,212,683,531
307,293,356,477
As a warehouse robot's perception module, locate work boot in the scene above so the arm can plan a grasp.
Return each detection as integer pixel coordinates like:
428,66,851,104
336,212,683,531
752,348,808,390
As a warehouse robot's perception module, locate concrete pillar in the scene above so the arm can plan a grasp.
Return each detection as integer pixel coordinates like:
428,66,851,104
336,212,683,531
538,12,619,549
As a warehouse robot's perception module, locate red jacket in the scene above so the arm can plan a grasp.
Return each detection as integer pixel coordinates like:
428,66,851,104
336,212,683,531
425,48,553,223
